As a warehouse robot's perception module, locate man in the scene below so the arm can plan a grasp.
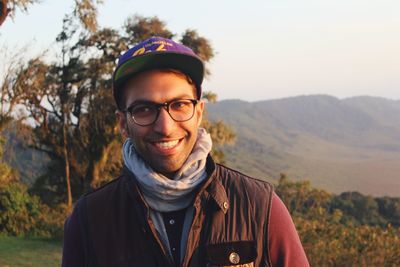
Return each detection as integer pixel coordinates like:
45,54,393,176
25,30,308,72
62,36,309,267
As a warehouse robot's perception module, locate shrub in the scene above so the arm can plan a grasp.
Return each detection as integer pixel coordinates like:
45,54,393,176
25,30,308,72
0,182,68,237
0,182,41,236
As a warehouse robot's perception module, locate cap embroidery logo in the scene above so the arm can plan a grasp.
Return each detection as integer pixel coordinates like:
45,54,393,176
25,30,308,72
155,43,166,51
131,40,172,57
132,47,146,57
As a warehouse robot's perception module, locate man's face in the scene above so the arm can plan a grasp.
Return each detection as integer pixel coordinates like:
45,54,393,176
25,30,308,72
117,70,204,178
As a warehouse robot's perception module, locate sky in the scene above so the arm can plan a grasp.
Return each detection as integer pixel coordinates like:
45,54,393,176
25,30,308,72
1,0,399,102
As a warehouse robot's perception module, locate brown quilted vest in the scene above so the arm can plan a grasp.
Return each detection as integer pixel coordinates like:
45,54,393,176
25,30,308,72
79,157,274,267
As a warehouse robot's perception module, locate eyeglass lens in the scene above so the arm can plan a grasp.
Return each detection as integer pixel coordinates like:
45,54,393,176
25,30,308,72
128,99,196,126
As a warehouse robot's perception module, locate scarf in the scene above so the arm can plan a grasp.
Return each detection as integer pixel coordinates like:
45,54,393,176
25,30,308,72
123,128,212,212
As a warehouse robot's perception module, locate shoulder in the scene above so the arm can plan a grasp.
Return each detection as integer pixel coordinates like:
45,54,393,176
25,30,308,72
211,163,274,209
214,163,274,193
77,173,138,217
83,174,128,201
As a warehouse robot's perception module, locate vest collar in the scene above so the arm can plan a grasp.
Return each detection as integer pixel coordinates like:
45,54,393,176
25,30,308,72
124,155,229,214
199,156,229,214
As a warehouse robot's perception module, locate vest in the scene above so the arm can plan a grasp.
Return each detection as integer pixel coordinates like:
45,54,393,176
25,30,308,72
78,158,274,267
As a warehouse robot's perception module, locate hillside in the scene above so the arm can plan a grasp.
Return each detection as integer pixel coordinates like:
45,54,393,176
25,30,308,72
3,95,399,196
207,95,400,196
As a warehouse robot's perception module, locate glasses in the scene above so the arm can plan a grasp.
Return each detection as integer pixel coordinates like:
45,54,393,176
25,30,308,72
124,99,199,126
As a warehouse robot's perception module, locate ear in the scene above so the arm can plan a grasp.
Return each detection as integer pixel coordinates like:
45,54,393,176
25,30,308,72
116,110,129,137
195,100,205,127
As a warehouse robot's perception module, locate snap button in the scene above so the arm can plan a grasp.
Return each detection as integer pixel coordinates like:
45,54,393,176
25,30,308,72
223,201,229,210
229,252,240,264
169,219,175,225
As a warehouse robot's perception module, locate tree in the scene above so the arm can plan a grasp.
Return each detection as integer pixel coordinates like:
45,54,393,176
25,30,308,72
0,134,13,183
181,29,214,77
376,196,400,227
275,175,400,266
201,92,235,163
331,192,388,226
275,173,331,217
18,15,117,207
0,181,41,236
0,0,103,31
73,0,103,32
3,14,235,207
124,15,173,43
0,46,28,184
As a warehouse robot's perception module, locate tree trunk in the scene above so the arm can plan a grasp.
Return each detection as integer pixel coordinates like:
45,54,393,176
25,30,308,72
63,120,72,208
89,140,117,189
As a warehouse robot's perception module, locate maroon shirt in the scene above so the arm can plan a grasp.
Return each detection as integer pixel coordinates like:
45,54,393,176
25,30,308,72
62,191,308,266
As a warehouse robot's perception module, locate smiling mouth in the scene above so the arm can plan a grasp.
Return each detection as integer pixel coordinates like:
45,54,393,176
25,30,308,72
153,139,181,149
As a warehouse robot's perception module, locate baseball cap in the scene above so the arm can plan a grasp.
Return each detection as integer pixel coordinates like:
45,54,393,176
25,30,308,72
112,36,205,109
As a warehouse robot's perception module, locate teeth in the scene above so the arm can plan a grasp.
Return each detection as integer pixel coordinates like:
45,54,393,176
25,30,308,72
155,140,179,149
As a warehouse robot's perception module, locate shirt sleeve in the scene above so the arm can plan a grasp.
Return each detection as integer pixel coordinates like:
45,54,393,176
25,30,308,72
62,201,85,267
268,191,310,267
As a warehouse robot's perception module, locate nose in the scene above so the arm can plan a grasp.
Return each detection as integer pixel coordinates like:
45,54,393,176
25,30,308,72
152,107,175,135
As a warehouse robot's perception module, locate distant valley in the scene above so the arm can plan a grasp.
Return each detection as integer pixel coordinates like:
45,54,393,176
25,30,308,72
4,95,400,197
206,95,400,196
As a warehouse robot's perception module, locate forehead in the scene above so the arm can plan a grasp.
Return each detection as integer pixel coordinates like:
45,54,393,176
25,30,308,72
122,70,196,104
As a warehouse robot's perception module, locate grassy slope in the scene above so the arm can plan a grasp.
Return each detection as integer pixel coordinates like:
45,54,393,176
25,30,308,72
4,96,400,196
0,236,61,267
207,97,400,197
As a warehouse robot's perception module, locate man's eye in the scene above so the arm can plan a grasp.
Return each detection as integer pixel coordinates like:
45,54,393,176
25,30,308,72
131,105,154,116
171,100,191,110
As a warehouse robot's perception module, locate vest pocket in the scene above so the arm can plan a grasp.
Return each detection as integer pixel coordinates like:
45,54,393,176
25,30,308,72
204,241,257,267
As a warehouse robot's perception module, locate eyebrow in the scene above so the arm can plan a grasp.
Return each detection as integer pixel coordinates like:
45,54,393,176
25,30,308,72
127,94,195,108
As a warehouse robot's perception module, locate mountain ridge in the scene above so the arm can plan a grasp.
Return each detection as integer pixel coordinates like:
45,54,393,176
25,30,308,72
207,95,400,196
3,95,399,196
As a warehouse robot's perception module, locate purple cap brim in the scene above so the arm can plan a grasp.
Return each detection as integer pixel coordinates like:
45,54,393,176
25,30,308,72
114,52,203,90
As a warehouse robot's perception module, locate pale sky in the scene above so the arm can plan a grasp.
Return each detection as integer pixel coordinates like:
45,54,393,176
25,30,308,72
1,0,399,101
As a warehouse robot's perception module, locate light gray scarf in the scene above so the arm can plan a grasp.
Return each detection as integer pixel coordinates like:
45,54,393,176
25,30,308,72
123,128,212,263
123,128,212,212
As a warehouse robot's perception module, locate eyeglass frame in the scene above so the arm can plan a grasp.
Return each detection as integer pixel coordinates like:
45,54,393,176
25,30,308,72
122,98,199,126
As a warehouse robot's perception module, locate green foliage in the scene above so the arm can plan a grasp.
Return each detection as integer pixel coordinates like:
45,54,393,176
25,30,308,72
202,91,217,103
73,0,103,32
276,173,400,227
276,175,400,266
275,173,331,217
0,181,67,237
4,0,103,32
181,30,214,77
0,117,18,183
0,134,13,184
35,203,70,238
202,119,236,163
296,211,400,266
124,15,174,43
376,197,400,227
201,93,236,164
330,192,388,227
0,182,42,236
2,14,235,208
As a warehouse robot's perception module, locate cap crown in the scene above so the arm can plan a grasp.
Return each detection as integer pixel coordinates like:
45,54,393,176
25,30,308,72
112,37,204,109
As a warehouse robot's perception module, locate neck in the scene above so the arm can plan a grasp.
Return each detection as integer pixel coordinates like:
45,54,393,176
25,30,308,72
162,171,176,180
